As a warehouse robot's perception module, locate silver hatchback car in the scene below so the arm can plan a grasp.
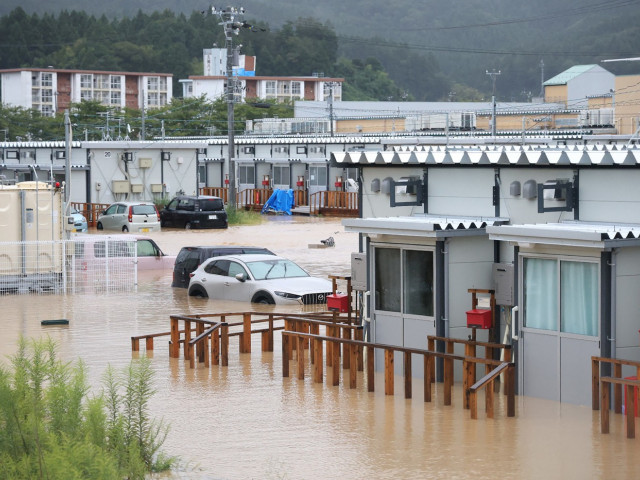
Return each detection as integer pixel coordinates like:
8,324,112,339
97,202,161,233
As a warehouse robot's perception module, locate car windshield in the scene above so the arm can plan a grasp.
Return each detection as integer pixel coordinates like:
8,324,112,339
132,204,156,215
246,259,308,280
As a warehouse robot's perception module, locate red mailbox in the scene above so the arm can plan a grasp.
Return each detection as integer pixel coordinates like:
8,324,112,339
327,293,349,313
466,309,492,329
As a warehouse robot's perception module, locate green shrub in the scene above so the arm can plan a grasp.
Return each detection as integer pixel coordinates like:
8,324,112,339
226,206,264,226
0,337,175,480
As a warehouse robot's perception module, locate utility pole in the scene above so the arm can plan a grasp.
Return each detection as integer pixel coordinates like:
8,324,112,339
64,110,72,220
539,59,545,98
208,5,257,208
326,81,338,137
486,69,501,137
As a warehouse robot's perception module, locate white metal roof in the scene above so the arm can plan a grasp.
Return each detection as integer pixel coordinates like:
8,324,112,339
343,214,509,238
487,221,640,249
332,146,640,166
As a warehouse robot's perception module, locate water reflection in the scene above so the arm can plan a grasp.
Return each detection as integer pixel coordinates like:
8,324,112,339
0,218,638,479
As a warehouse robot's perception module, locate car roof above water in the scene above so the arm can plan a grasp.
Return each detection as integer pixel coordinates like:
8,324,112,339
203,253,284,263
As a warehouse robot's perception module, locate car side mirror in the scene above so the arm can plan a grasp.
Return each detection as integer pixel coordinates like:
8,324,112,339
235,273,246,282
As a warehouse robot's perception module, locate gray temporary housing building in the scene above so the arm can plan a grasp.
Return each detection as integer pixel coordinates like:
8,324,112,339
334,145,640,406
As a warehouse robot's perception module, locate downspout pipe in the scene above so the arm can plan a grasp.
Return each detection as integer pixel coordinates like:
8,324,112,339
435,239,446,382
610,249,617,360
443,239,450,339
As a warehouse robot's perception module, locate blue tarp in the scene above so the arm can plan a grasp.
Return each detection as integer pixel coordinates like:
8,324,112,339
261,189,294,215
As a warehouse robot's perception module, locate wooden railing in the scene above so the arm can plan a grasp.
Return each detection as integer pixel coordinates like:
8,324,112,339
236,188,273,210
133,310,516,420
199,187,228,204
592,356,640,438
309,191,358,217
70,202,110,227
283,330,515,420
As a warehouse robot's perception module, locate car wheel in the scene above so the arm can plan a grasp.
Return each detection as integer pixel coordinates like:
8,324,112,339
97,222,103,230
188,286,208,298
185,222,192,230
253,294,275,305
122,225,129,232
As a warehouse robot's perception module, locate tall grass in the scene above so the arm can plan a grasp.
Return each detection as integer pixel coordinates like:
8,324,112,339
0,337,175,480
226,206,264,226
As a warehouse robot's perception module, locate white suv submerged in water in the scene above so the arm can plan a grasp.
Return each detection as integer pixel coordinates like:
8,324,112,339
187,254,332,305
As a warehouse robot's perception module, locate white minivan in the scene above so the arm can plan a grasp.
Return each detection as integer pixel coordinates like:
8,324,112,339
97,202,161,232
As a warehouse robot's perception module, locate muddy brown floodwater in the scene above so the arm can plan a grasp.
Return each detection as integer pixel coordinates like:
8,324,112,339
1,216,639,479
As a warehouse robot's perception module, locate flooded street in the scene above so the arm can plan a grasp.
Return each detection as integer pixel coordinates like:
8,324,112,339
1,216,639,479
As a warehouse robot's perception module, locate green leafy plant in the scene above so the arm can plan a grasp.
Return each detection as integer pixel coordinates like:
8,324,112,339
0,337,175,480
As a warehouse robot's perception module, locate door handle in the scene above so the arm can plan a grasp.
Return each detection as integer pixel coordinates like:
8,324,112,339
511,306,519,341
224,281,230,286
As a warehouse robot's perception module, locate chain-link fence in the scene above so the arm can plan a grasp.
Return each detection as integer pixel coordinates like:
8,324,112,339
0,237,138,294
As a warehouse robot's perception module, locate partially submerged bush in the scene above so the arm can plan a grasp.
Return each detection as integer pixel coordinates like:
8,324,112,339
0,337,175,479
226,206,263,226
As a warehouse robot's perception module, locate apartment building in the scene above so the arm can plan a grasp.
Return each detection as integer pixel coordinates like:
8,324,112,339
180,48,343,104
0,68,173,116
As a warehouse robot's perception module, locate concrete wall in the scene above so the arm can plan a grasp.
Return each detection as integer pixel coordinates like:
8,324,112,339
615,75,640,135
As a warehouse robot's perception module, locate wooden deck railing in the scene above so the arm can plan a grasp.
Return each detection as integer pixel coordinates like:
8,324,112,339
132,310,515,420
309,191,358,217
283,330,515,420
71,202,110,227
428,335,512,400
199,187,228,203
592,356,640,438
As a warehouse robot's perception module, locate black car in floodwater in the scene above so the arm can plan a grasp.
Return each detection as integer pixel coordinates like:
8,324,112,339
171,245,275,288
160,195,228,229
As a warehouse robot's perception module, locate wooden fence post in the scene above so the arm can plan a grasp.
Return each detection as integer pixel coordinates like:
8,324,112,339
614,363,622,414
183,319,191,360
297,336,305,380
170,317,180,358
601,379,610,434
592,358,600,411
349,344,357,389
355,328,364,371
332,337,340,386
507,364,515,417
627,384,636,439
424,354,432,402
384,349,394,396
314,338,323,383
242,313,251,354
212,329,220,366
444,355,453,406
221,324,229,366
282,333,290,378
367,345,375,392
404,352,412,399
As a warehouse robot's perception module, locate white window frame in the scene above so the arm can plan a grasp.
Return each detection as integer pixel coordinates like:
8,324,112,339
521,253,600,338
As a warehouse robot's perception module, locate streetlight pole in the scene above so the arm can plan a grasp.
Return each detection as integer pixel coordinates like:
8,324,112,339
486,69,501,137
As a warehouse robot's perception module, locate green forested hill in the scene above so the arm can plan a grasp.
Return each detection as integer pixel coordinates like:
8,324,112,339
1,0,639,101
